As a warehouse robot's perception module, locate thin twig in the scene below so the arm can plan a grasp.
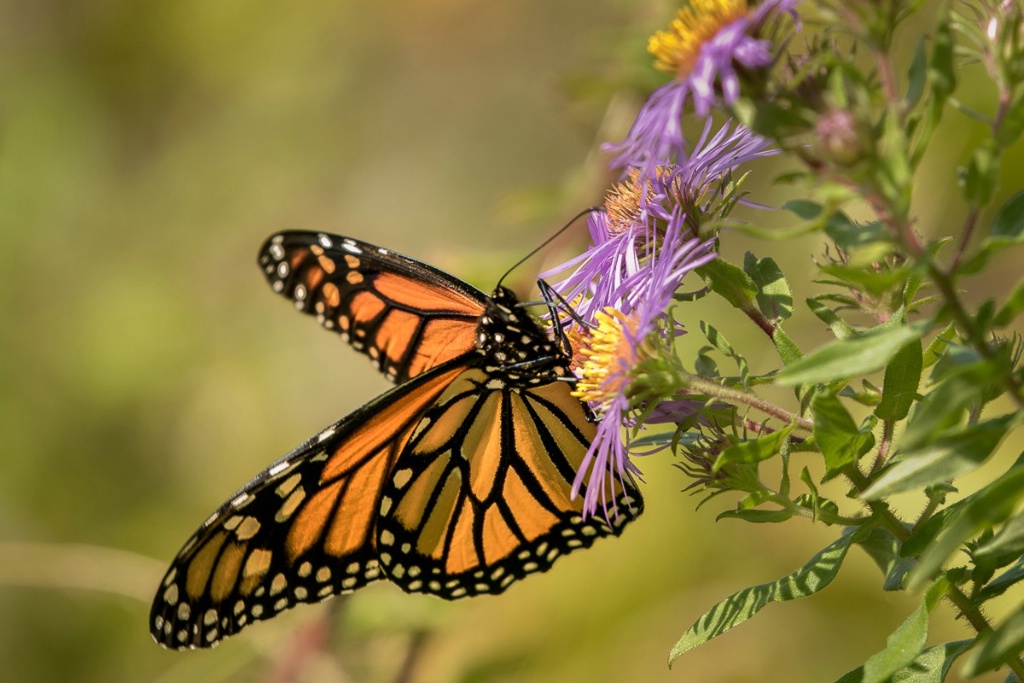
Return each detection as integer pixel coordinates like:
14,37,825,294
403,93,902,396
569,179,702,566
394,631,431,683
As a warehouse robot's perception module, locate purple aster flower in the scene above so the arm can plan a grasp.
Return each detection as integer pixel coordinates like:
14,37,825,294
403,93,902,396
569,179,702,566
568,210,709,521
541,120,769,322
606,0,798,174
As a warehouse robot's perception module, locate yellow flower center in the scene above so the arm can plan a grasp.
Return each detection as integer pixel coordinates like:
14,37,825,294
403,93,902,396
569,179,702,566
648,0,749,76
603,167,704,240
572,309,640,406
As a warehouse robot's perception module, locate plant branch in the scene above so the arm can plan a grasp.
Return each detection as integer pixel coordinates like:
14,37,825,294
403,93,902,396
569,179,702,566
844,467,910,542
949,205,981,272
946,585,1024,679
744,306,777,339
927,262,1024,410
869,419,895,476
680,375,814,431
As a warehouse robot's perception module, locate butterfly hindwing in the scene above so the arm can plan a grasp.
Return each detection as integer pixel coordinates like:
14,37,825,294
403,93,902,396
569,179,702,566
258,231,487,383
150,358,472,649
374,369,643,598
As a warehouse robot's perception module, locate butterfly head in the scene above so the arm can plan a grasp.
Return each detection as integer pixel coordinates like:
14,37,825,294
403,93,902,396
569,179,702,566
476,287,569,385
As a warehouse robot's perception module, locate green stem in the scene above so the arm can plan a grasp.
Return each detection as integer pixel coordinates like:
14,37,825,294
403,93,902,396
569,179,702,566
765,491,868,526
945,585,1024,679
869,420,895,476
927,262,1024,411
844,467,910,542
911,491,944,534
744,306,777,340
949,205,980,272
792,499,868,527
681,375,814,432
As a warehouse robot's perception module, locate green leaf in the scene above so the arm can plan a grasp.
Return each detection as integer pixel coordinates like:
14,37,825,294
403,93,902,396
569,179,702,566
807,297,856,339
908,466,1024,590
668,534,854,667
875,110,912,215
699,322,749,381
928,17,955,106
812,394,875,480
739,97,808,140
859,579,948,683
961,140,999,207
962,610,1024,678
990,190,1024,242
824,217,894,265
993,277,1024,326
818,263,914,297
784,199,823,220
921,324,956,368
856,528,916,591
630,431,676,449
862,415,1017,500
694,347,720,378
717,508,793,524
793,493,840,523
905,37,927,107
834,640,972,683
715,424,795,470
744,253,792,321
776,322,929,386
902,354,1005,450
841,381,882,407
974,513,1024,569
772,326,803,367
976,557,1024,603
698,258,758,313
1000,89,1024,149
874,340,923,422
799,466,826,522
902,492,971,558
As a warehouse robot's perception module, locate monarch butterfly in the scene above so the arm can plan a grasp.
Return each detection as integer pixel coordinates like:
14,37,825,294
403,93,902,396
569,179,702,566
150,231,643,649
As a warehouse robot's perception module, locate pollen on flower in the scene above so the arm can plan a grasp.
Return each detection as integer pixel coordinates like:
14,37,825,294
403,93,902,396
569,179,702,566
572,309,640,407
604,174,645,235
604,167,682,238
649,0,749,76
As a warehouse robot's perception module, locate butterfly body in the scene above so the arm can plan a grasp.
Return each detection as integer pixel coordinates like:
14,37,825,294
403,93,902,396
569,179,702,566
150,232,642,650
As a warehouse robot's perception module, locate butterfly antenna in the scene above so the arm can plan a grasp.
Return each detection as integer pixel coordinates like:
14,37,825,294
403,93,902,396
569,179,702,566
496,207,602,288
536,279,595,359
537,280,592,329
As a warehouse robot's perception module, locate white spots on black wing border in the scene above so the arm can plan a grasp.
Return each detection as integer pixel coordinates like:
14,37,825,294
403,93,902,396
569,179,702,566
262,235,291,293
152,550,386,650
372,489,640,601
267,460,291,477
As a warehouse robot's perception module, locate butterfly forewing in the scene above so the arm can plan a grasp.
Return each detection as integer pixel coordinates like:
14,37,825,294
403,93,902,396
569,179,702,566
150,359,471,649
258,232,486,383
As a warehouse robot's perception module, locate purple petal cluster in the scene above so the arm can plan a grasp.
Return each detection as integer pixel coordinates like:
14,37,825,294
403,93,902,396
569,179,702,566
542,120,770,323
568,209,712,520
541,1,799,520
606,0,797,175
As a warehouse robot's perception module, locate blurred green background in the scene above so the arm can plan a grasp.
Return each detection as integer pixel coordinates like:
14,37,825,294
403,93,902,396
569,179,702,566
1,1,1021,682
